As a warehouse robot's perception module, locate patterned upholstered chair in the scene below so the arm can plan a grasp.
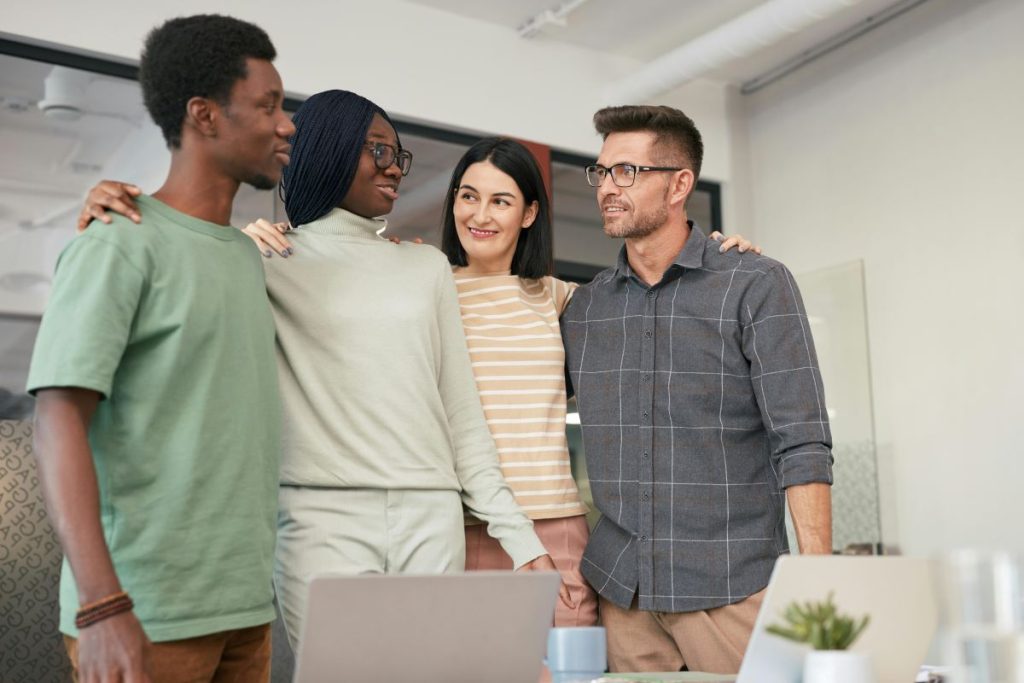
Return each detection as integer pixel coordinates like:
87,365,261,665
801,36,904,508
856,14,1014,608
0,419,299,681
0,419,71,681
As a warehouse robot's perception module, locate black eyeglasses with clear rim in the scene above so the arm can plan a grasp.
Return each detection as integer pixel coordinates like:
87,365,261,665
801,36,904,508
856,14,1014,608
365,141,414,176
585,163,683,188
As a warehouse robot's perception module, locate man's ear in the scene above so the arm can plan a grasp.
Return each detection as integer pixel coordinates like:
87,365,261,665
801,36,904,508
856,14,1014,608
521,200,540,229
669,168,695,208
184,96,219,138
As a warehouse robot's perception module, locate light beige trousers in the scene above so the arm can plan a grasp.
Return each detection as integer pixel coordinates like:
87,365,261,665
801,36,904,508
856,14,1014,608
273,486,465,650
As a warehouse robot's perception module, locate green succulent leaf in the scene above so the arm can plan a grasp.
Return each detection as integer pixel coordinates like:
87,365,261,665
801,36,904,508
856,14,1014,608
765,594,870,651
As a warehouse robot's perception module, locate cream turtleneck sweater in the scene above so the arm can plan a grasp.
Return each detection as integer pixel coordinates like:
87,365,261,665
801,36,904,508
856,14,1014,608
263,208,545,567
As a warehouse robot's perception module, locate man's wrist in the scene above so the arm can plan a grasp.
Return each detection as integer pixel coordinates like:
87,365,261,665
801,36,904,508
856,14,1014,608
76,591,134,629
798,535,833,555
77,578,125,605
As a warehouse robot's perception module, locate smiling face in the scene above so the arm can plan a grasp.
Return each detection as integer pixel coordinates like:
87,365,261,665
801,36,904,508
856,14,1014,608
338,112,403,218
594,130,677,239
214,58,295,190
453,160,538,274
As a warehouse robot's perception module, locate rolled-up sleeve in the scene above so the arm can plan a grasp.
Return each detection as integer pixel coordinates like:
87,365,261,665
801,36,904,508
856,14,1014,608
741,263,834,488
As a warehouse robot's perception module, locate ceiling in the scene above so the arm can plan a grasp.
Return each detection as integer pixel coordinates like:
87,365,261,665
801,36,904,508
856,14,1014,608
405,0,906,84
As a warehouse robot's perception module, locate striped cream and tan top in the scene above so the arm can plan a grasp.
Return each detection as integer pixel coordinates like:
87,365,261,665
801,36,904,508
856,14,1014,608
453,270,587,521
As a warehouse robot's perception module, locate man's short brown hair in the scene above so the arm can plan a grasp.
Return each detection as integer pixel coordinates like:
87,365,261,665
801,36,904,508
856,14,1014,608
593,105,703,180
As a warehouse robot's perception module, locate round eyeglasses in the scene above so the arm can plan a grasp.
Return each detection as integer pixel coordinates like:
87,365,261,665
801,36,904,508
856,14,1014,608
365,141,414,176
585,163,683,188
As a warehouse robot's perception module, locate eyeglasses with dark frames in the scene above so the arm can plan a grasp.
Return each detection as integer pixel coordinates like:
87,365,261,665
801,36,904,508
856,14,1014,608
585,163,683,188
364,141,414,176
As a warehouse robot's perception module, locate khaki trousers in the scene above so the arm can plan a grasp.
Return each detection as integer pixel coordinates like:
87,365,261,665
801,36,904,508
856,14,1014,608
464,514,598,627
600,589,765,674
64,623,271,683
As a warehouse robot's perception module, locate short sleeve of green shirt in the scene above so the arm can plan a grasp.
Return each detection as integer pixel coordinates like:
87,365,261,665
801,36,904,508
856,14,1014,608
28,229,146,398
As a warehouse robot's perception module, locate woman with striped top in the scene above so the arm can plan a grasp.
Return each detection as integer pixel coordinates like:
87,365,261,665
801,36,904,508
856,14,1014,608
438,138,597,626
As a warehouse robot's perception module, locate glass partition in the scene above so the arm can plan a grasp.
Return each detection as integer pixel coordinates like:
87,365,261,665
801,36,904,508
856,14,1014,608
792,259,882,552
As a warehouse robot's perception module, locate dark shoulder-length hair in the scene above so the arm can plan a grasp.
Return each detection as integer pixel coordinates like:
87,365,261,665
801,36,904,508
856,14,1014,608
440,137,553,279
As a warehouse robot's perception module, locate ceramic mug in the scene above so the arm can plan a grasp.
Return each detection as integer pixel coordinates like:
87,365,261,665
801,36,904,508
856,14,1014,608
546,626,607,683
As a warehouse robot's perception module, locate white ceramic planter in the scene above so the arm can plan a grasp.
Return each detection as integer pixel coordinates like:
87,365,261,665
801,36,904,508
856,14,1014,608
803,650,877,683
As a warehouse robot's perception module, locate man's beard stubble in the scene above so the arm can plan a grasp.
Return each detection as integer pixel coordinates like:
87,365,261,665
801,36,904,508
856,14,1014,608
602,190,670,240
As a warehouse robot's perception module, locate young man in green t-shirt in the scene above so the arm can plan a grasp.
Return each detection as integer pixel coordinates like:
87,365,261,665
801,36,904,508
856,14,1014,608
28,15,295,682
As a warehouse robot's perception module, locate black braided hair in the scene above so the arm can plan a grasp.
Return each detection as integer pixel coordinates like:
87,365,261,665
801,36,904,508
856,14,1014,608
281,89,399,227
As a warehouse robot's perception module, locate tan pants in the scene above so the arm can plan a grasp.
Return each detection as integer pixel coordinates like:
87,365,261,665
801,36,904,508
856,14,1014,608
600,590,765,674
465,514,598,627
64,623,271,683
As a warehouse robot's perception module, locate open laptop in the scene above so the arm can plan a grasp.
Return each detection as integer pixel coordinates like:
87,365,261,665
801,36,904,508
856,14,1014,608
293,571,561,683
735,555,939,683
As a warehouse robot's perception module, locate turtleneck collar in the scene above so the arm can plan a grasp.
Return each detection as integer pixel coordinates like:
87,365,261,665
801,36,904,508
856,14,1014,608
296,207,388,241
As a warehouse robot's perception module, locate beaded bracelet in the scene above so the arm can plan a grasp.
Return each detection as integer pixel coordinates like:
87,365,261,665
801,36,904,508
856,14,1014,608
75,591,134,629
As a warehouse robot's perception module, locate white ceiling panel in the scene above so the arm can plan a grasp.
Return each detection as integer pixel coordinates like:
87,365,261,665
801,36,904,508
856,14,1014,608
404,0,916,84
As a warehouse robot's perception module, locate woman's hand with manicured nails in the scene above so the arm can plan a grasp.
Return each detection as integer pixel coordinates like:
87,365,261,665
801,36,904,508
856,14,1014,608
242,219,293,258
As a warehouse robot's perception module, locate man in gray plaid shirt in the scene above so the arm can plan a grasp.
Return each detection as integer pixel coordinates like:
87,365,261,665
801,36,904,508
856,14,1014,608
561,105,834,674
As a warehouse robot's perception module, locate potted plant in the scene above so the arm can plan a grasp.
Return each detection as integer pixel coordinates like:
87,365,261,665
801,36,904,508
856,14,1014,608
766,592,874,683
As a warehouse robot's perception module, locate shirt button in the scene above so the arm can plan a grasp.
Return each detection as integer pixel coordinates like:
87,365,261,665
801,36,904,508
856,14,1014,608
642,411,649,419
643,451,649,458
642,491,650,501
646,290,655,297
643,374,651,382
644,330,653,338
640,535,648,542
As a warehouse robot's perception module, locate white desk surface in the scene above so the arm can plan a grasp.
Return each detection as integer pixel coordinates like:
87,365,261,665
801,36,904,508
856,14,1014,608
603,674,736,682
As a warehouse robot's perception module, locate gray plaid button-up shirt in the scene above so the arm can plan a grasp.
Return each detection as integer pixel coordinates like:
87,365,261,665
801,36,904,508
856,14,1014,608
561,225,833,613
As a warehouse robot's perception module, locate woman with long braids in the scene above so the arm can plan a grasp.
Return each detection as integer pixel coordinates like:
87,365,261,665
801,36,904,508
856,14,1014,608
270,135,603,628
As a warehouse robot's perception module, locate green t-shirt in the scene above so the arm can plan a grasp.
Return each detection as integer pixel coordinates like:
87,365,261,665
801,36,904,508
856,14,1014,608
27,195,282,641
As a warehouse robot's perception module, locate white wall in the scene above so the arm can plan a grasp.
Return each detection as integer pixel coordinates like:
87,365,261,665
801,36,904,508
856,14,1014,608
658,78,754,232
743,0,1024,555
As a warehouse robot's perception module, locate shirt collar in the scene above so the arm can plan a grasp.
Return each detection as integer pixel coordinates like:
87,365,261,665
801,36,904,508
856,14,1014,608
613,221,706,282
